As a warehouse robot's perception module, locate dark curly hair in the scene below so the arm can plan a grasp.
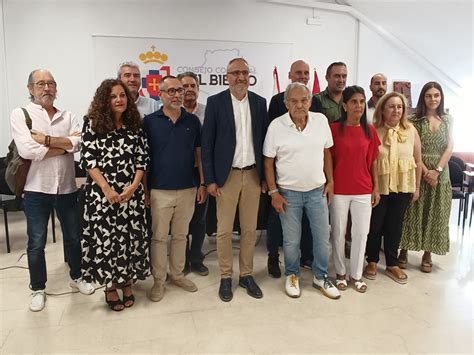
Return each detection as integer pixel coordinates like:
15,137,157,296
86,79,141,134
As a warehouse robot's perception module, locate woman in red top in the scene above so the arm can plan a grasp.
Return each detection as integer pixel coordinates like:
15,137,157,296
329,86,380,293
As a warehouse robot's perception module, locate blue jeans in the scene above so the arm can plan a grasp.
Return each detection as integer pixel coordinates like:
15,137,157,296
279,186,330,279
24,191,82,290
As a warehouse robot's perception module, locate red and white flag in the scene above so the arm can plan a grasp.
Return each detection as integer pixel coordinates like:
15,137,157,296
312,68,321,95
273,66,281,95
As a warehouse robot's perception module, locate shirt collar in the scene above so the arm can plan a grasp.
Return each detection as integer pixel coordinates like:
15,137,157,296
230,92,248,103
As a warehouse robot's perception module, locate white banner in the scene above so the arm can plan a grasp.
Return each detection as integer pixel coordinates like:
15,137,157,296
93,36,293,104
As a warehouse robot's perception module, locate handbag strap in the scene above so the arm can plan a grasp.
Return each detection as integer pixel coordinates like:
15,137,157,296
21,107,32,130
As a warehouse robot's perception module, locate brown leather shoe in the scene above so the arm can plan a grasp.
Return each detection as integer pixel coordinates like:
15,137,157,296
363,262,377,280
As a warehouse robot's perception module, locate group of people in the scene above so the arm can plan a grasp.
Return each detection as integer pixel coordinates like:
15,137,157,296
10,57,453,312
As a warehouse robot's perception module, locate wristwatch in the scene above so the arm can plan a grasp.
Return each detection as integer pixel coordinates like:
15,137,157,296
435,166,443,173
268,189,279,196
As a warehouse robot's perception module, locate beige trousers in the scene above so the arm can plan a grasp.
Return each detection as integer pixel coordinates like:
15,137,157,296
150,188,196,284
216,168,261,278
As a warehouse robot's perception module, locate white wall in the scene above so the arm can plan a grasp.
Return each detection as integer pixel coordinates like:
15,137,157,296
1,0,472,154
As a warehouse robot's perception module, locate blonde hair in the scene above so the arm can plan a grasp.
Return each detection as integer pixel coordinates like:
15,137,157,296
373,91,409,130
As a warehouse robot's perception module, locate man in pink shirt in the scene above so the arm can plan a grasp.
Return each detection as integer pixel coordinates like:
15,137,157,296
10,69,94,312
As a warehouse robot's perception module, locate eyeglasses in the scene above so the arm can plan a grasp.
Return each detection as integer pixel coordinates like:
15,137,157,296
160,87,185,96
33,81,57,89
227,70,249,77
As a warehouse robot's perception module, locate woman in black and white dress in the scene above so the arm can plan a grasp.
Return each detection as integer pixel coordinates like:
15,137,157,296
81,79,150,311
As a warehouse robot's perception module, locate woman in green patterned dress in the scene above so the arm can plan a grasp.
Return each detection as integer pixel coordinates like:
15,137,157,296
398,82,453,273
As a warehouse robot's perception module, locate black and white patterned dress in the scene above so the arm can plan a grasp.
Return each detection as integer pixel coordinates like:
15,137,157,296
81,119,150,285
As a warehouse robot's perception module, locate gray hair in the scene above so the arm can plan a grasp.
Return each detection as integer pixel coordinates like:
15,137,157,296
177,71,199,89
117,61,140,78
283,82,311,103
27,69,53,101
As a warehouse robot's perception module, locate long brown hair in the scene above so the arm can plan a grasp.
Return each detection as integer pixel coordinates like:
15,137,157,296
415,81,445,118
87,79,141,134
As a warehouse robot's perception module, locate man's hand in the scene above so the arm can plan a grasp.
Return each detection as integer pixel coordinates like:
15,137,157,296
271,192,289,214
323,181,334,206
197,185,208,204
207,183,221,197
261,181,268,194
31,131,46,145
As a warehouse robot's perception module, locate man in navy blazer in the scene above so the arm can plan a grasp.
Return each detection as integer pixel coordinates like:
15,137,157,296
201,58,268,302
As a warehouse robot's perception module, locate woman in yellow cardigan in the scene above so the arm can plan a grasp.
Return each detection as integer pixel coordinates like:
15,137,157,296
364,92,422,283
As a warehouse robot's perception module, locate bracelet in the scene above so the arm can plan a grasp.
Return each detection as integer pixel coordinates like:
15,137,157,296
44,135,51,147
268,189,279,196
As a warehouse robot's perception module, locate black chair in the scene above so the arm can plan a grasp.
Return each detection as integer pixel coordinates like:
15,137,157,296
450,156,466,171
448,160,466,225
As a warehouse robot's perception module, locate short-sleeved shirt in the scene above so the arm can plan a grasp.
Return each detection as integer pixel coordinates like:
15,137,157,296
314,88,342,123
263,112,333,192
143,107,201,190
330,122,380,195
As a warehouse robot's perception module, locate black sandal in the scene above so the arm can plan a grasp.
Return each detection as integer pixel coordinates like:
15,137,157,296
121,282,135,308
104,288,124,312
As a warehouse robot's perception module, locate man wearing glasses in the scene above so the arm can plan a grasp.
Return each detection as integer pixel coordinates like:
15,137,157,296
202,58,269,302
144,76,205,302
117,61,161,118
10,69,94,312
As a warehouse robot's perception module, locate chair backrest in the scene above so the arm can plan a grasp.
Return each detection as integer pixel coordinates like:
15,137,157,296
448,160,464,188
450,156,466,171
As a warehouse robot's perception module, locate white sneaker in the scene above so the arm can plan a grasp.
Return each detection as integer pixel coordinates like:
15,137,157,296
285,274,300,298
70,278,95,295
312,275,341,299
30,290,46,312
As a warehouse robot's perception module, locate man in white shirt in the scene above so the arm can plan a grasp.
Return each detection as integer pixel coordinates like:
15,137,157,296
202,58,268,302
263,82,340,300
117,61,162,117
10,69,94,312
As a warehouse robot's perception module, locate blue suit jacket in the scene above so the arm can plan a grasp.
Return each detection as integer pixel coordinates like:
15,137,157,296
201,89,268,187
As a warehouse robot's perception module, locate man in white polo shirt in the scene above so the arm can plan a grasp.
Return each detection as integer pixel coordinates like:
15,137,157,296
263,82,340,299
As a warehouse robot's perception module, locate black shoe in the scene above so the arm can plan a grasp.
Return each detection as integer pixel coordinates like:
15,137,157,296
191,262,209,276
267,256,281,278
239,275,263,299
219,278,233,302
300,259,312,270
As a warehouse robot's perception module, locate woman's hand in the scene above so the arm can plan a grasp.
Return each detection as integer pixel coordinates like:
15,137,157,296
424,170,439,188
411,188,420,202
119,184,138,204
371,188,380,207
102,186,121,204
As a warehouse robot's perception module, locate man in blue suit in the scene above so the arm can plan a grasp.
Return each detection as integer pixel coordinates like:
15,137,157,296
202,58,268,302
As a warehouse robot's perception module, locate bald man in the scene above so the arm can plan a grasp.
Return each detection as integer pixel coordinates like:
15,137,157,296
268,60,321,121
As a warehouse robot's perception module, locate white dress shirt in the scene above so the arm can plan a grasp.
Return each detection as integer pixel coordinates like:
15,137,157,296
231,93,255,168
10,102,81,194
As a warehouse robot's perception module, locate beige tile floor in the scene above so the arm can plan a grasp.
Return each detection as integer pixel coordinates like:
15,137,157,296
0,202,472,354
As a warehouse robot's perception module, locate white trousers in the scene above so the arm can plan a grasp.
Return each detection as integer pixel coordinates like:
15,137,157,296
330,194,372,280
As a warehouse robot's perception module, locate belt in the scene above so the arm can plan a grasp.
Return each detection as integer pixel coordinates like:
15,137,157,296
231,164,256,171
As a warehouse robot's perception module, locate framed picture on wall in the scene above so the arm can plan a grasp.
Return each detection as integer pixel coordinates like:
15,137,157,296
393,81,413,112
